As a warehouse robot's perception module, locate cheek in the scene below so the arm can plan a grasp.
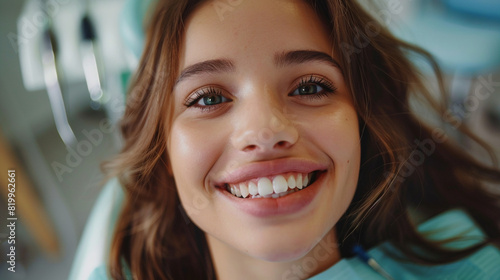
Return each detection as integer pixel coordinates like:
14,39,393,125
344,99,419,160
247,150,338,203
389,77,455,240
168,120,225,200
308,105,361,207
329,110,360,186
310,106,360,166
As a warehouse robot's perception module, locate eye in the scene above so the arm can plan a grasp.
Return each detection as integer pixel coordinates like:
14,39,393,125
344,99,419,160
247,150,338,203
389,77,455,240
185,87,232,108
292,84,325,96
289,75,337,98
197,94,229,106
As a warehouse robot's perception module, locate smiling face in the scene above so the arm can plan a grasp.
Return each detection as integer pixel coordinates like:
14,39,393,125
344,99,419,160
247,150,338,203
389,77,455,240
167,0,360,273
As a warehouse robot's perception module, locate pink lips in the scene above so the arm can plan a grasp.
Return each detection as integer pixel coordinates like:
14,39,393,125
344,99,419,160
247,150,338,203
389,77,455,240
213,158,328,217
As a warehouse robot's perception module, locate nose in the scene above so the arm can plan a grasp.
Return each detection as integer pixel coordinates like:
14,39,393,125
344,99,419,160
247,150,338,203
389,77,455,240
231,98,299,154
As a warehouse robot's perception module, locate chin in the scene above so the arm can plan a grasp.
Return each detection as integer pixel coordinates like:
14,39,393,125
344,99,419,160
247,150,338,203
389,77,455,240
242,233,318,263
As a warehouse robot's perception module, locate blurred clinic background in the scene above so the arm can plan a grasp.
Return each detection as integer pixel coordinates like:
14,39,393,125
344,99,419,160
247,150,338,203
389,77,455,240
0,0,500,279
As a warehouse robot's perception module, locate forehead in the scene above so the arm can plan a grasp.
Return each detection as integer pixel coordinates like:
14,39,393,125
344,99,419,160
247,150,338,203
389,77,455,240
180,0,332,69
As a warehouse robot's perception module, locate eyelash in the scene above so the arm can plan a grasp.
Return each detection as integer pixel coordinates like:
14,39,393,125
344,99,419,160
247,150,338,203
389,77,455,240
184,86,227,111
184,75,337,111
291,75,337,99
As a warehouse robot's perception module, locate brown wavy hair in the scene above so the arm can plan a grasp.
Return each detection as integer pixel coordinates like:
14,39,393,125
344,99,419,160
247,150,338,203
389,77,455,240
105,0,500,279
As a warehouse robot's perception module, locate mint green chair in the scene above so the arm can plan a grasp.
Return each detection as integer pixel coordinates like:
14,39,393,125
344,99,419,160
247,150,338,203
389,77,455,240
68,179,124,280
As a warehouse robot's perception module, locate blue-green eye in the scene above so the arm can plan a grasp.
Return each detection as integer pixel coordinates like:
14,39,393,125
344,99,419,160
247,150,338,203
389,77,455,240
292,84,325,96
198,94,229,106
185,87,231,108
289,75,337,99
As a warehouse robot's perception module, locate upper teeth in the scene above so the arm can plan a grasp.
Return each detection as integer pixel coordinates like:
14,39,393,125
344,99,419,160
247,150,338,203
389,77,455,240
227,173,312,198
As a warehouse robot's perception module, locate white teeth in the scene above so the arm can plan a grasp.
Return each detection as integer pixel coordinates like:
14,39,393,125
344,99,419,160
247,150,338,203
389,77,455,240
287,175,297,189
273,175,288,194
303,173,309,188
248,181,258,196
258,177,274,196
239,183,249,198
234,184,242,197
226,172,316,198
296,174,303,189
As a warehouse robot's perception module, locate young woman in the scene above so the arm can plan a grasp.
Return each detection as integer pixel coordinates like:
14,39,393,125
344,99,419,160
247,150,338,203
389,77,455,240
101,0,500,279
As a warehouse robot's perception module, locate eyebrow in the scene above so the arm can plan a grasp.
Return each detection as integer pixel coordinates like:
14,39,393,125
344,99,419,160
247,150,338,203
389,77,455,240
176,59,234,85
175,50,341,85
274,50,341,71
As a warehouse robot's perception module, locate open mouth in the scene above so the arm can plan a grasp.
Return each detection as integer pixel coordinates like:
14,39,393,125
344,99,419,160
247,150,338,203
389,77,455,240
222,170,322,199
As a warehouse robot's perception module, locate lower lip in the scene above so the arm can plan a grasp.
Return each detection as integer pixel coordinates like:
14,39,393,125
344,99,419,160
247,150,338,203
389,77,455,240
216,172,325,218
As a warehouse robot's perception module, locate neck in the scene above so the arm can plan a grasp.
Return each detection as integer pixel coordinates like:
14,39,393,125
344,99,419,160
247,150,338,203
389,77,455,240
206,228,340,280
